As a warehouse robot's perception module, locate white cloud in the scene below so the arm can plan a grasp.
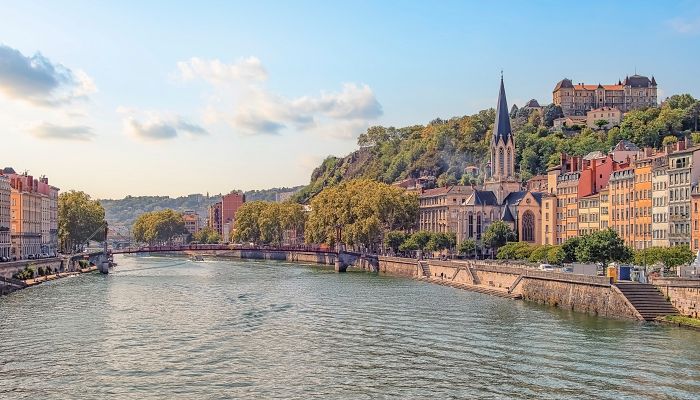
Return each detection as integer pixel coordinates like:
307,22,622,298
27,122,95,141
176,56,268,84
667,17,700,34
0,44,97,106
119,109,208,141
175,56,382,138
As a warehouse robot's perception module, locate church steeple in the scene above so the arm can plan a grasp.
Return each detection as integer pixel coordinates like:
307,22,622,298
492,74,513,145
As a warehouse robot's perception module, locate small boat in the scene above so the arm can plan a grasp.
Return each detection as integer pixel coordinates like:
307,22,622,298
191,255,205,262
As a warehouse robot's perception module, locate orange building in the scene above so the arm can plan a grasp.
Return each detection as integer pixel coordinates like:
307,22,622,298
692,188,700,252
609,167,635,247
8,173,42,259
632,157,653,250
208,191,246,239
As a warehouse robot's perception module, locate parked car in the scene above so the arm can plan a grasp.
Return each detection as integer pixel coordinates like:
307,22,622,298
538,263,555,272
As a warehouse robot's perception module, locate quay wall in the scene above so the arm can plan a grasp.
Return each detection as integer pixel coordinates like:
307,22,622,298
0,258,65,279
425,260,638,320
653,278,700,318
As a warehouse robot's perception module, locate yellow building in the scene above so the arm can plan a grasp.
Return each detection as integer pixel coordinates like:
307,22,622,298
541,194,557,245
578,193,600,236
599,188,610,230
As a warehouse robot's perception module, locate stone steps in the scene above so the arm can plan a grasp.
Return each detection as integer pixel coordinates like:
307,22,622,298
422,277,522,299
616,282,678,321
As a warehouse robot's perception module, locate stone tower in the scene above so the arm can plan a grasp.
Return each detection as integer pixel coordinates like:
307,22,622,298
484,75,521,204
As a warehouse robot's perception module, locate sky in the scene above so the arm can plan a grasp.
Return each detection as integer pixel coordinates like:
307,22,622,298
1,0,699,199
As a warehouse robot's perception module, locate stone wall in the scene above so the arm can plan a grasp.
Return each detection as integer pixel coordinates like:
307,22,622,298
653,278,700,318
0,258,65,279
424,259,638,320
377,257,419,278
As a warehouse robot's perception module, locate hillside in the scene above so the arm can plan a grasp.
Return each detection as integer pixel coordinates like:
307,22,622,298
294,93,699,203
100,186,303,227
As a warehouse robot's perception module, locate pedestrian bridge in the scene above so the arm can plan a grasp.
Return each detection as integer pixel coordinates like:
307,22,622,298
110,244,334,255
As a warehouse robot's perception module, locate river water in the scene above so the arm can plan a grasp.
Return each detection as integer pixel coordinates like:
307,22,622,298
1,255,699,399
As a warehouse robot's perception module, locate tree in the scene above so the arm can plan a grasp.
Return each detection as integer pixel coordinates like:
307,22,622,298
384,231,408,254
426,232,455,252
304,179,418,250
233,201,307,245
484,221,516,255
662,135,679,146
594,119,609,130
457,239,476,256
561,237,581,263
193,226,221,244
575,229,632,266
58,191,107,252
528,244,552,263
542,104,564,127
497,242,533,260
132,209,187,245
546,246,565,265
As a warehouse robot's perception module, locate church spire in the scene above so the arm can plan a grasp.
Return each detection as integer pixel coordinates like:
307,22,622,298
492,74,512,144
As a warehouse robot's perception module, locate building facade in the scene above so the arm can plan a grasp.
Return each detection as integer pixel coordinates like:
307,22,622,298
667,148,700,246
586,107,622,130
183,210,201,236
553,75,658,116
652,153,670,247
418,186,474,235
208,191,246,238
0,175,10,259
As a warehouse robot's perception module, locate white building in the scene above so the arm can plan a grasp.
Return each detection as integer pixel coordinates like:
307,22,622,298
652,154,670,247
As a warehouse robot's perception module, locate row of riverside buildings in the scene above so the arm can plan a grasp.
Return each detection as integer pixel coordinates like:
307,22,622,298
178,191,246,240
0,168,59,260
415,74,700,254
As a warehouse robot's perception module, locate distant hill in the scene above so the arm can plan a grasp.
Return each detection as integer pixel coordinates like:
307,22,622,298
100,186,303,228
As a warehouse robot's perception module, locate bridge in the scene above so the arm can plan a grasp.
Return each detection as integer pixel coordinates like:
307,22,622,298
111,244,334,255
110,244,375,272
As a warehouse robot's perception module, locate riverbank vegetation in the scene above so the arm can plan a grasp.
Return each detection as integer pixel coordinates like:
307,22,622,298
305,179,418,251
232,201,306,245
663,315,700,329
132,209,187,245
58,191,108,252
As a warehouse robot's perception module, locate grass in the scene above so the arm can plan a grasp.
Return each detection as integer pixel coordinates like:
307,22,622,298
663,315,700,329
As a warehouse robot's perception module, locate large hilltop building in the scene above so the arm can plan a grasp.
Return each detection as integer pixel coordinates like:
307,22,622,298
553,74,658,116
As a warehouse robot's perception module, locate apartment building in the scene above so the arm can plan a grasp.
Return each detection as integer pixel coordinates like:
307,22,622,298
609,168,635,247
632,157,653,250
652,153,670,247
667,147,700,246
0,175,10,259
418,185,474,235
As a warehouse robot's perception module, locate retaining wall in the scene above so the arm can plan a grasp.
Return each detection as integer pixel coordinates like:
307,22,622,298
0,258,66,279
653,278,700,318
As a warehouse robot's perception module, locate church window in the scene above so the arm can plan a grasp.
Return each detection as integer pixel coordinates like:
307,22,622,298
498,148,505,177
507,148,512,177
522,211,535,242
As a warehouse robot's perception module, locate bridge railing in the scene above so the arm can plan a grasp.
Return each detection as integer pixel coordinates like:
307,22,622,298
111,243,336,254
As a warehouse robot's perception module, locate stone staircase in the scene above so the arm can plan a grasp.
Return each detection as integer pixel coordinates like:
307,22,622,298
425,277,522,299
615,282,678,321
418,261,430,277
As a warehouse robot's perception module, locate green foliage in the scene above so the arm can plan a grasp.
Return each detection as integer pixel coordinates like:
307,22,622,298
304,179,418,249
483,221,516,251
193,226,221,244
574,229,632,265
561,237,582,263
546,246,565,265
662,135,678,146
232,201,306,245
634,246,694,269
132,209,187,244
497,242,531,260
59,191,107,252
426,232,456,252
385,231,409,253
594,119,609,130
457,239,476,255
12,266,35,280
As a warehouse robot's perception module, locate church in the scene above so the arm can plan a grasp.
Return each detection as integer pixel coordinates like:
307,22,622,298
458,76,547,247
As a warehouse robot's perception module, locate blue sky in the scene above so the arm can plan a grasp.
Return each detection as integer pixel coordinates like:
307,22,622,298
1,0,699,198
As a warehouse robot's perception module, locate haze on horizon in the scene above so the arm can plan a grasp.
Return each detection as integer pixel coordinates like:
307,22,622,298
1,0,699,199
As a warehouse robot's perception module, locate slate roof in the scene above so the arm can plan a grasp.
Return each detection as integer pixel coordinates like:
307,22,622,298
624,74,652,88
501,206,515,222
553,78,574,91
492,76,513,145
612,139,641,152
503,191,543,206
472,190,499,206
524,99,541,108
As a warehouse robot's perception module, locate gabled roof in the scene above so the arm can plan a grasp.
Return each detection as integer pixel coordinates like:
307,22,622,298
583,151,605,161
553,78,574,91
503,191,543,207
420,185,474,197
492,76,513,144
524,99,541,108
501,206,515,222
471,190,499,206
611,139,641,152
623,74,652,88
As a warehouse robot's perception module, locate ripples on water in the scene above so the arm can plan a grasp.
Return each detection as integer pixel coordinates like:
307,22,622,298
1,255,699,399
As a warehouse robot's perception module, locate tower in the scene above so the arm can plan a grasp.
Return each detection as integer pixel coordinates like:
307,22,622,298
484,74,521,204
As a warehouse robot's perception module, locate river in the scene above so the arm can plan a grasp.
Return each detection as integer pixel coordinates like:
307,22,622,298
1,255,699,399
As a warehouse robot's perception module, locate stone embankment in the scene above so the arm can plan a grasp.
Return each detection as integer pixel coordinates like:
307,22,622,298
170,249,645,320
652,278,700,319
